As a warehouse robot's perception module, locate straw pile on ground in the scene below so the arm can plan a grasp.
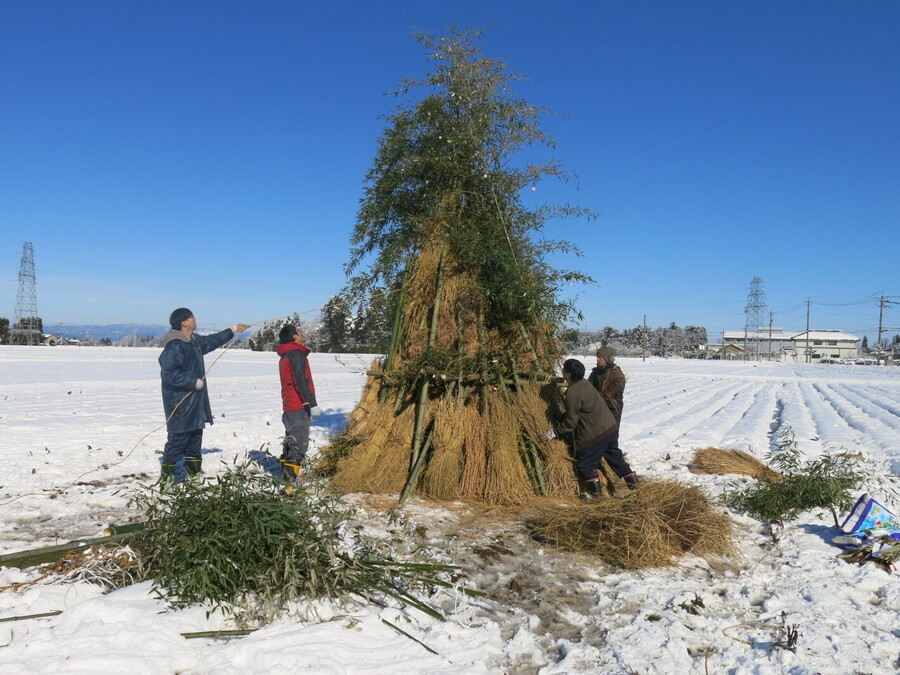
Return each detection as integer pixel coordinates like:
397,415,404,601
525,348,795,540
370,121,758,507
528,480,736,569
690,447,781,481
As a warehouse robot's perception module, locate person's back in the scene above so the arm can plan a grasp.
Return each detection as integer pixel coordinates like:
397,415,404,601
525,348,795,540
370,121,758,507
558,378,616,449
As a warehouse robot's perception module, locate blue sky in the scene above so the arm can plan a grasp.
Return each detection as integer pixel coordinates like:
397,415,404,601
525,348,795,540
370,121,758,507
2,1,898,341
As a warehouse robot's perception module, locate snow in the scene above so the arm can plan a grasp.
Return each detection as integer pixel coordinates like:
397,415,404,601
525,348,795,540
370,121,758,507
1,346,899,673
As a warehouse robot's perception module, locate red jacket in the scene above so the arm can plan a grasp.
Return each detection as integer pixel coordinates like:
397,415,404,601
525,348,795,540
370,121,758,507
276,342,317,413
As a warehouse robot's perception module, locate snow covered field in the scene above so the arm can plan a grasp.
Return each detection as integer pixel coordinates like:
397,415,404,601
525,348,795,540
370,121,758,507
1,346,899,673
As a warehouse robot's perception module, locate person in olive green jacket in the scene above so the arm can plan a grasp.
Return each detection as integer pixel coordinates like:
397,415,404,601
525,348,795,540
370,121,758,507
556,358,639,499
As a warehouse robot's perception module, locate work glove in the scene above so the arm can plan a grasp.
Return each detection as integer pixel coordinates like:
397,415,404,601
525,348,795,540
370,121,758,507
539,428,556,442
195,379,205,391
309,405,322,419
232,323,251,333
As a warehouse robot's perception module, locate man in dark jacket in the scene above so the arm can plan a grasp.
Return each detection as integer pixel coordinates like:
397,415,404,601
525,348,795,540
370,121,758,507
556,358,638,499
588,346,636,488
158,307,249,483
588,346,625,424
276,323,320,483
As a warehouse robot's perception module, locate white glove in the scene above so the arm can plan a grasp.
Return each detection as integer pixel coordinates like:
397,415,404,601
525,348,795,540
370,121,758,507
232,323,250,333
195,379,205,391
539,428,556,442
309,405,321,418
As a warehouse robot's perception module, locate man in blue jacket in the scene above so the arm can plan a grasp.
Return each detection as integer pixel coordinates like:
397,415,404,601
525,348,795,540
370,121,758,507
158,307,249,484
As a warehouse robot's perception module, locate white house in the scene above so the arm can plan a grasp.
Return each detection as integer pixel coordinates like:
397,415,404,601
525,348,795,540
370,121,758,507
722,328,795,359
787,329,860,363
721,328,859,363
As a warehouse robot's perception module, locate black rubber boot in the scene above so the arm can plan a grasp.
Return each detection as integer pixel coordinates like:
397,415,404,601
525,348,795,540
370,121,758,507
185,458,202,480
160,463,176,491
579,479,603,501
623,473,640,490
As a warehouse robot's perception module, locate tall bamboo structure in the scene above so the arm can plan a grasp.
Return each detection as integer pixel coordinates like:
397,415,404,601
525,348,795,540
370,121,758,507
319,29,597,505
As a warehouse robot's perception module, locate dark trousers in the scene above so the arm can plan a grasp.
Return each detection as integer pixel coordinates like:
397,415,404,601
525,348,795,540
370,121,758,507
162,429,203,476
280,408,310,480
576,433,632,482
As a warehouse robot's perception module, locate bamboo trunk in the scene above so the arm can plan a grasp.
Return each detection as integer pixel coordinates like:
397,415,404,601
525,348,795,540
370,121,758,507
0,531,141,569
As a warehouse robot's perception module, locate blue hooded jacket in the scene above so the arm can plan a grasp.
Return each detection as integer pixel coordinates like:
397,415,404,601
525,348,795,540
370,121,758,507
159,328,234,433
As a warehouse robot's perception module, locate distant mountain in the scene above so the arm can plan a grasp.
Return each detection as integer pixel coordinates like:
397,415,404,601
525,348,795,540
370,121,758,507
44,324,169,340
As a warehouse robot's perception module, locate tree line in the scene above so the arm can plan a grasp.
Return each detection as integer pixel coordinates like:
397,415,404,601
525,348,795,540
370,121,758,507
560,323,710,358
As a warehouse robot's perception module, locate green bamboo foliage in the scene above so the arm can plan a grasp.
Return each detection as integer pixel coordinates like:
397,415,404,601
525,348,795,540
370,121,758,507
129,461,465,624
345,27,593,355
723,428,869,526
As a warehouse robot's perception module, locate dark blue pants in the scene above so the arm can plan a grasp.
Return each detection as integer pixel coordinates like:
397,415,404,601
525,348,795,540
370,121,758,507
576,433,632,482
162,429,203,476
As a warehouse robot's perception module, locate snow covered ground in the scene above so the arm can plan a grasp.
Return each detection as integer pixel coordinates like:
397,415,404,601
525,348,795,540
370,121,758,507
1,345,899,673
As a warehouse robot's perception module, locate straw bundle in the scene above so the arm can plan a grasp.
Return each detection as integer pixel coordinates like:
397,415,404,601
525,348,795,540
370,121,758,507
420,397,467,499
595,459,620,497
367,405,418,494
459,397,489,499
540,439,578,497
346,360,383,428
690,447,781,481
482,389,535,506
331,401,403,493
401,243,443,359
529,480,736,569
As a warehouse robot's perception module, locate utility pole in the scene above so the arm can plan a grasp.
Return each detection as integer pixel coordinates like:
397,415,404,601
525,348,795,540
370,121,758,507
805,299,812,363
876,293,898,349
768,311,774,361
642,314,647,362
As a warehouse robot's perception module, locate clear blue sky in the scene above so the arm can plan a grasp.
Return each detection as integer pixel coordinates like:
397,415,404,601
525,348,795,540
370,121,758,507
2,1,898,341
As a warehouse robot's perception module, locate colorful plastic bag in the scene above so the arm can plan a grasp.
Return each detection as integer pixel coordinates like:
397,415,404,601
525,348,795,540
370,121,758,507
840,493,900,534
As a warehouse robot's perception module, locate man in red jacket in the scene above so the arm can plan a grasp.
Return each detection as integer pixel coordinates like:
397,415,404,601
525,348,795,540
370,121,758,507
276,323,320,483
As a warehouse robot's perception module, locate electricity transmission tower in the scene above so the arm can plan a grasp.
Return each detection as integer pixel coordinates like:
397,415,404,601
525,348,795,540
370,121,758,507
743,277,767,361
12,242,41,345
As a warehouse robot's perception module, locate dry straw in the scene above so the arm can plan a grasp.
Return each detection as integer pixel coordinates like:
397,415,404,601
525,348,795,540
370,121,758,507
322,238,571,505
690,447,781,481
529,480,736,569
482,388,535,506
420,397,467,500
459,397,489,500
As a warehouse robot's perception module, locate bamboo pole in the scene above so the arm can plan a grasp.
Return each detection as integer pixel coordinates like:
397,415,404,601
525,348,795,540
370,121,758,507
399,245,447,503
381,259,413,403
102,522,145,536
518,322,541,371
0,610,62,624
399,426,435,503
181,629,257,639
0,531,141,569
366,369,550,382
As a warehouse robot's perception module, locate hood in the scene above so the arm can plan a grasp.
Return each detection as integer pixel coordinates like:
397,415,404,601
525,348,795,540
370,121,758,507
276,342,311,356
162,329,190,346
